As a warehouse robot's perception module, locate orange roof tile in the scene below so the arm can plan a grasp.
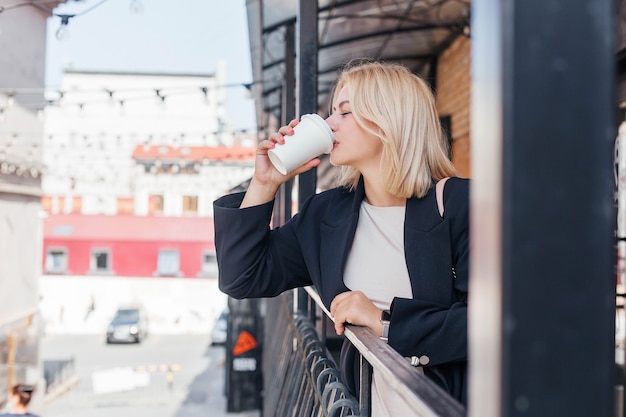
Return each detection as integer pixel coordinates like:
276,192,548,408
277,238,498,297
131,145,256,162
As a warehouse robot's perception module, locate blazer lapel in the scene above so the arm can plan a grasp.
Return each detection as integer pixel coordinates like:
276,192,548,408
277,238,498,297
317,179,365,307
404,187,454,304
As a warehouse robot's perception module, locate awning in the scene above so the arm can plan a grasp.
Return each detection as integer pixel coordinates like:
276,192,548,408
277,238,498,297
246,0,471,127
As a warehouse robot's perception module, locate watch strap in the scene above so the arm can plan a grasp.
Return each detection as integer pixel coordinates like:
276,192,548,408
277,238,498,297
380,309,391,342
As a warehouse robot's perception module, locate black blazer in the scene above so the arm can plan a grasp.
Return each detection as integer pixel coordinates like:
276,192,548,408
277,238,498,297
213,177,470,404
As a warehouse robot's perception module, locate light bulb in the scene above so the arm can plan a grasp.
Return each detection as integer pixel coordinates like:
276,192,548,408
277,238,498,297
201,87,209,104
55,15,73,41
56,23,69,41
155,90,166,106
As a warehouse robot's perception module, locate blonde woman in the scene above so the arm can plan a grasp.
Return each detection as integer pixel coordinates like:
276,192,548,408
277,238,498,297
214,61,469,412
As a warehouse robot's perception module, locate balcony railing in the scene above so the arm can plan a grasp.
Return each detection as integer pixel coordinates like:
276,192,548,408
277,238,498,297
261,286,465,416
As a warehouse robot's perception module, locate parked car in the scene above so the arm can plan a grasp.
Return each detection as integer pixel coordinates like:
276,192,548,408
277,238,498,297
106,305,148,344
210,310,228,345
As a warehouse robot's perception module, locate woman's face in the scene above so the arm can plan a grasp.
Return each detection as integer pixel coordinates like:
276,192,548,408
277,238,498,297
326,85,383,171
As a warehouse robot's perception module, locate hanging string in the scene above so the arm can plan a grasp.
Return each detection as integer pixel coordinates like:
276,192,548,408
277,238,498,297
0,79,264,113
0,0,126,40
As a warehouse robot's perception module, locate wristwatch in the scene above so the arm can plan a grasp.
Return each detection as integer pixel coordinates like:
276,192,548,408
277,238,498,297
380,309,391,342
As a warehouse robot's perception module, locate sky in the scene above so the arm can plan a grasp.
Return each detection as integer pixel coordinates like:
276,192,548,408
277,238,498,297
45,0,256,131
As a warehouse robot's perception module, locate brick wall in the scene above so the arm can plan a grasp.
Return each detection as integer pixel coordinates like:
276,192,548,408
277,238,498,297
436,35,471,178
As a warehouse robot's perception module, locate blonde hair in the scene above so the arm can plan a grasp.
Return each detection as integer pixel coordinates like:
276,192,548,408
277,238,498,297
331,60,456,198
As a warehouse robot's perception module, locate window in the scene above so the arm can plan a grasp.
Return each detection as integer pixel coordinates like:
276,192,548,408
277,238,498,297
45,248,68,274
157,249,179,276
149,194,164,214
201,251,218,276
183,195,198,213
90,249,111,272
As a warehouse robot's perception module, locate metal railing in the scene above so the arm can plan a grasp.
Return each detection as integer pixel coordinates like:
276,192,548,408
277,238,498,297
304,286,465,417
262,287,466,416
263,290,360,416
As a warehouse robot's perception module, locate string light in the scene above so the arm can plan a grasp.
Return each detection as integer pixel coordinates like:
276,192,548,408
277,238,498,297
0,130,250,142
0,79,265,114
55,14,73,41
200,87,209,103
155,89,166,105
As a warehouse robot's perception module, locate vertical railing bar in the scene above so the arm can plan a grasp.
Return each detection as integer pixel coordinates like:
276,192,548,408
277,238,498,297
358,353,371,416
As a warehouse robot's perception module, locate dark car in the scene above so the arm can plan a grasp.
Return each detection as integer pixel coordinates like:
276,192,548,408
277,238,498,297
106,305,148,344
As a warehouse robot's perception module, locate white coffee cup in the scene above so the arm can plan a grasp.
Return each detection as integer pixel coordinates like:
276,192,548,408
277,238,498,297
268,113,335,175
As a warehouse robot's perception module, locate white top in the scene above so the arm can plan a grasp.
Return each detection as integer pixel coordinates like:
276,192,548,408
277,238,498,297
343,201,418,417
343,201,412,308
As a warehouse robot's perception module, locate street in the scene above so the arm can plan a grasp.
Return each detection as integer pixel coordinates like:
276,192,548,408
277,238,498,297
40,333,258,417
34,276,259,417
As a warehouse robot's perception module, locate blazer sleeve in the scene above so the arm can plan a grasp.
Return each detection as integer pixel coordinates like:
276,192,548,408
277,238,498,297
388,178,469,366
213,192,313,299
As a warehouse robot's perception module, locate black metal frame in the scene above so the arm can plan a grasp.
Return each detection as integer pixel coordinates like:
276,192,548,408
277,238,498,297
470,1,616,416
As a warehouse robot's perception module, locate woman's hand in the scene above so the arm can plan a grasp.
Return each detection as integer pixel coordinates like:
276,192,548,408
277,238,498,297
240,118,321,208
330,291,383,336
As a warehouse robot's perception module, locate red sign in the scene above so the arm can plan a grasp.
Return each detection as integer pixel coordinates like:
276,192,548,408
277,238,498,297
232,330,258,356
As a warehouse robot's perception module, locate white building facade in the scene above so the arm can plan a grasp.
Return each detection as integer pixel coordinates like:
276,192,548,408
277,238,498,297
42,66,255,216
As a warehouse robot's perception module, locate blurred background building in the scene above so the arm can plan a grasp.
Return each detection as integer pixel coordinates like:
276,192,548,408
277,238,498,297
41,67,255,216
0,0,62,405
0,0,255,406
39,68,256,281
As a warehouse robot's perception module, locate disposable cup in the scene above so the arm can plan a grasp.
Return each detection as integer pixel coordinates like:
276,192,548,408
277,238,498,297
268,114,334,175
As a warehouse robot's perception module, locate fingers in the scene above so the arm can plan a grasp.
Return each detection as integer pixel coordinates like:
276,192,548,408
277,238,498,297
334,321,346,336
256,119,310,177
330,291,370,335
259,125,292,155
270,119,299,144
280,119,299,134
330,291,384,337
330,291,352,317
258,121,295,152
256,139,274,154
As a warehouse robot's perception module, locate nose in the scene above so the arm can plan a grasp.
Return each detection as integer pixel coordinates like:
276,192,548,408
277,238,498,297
325,114,337,132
